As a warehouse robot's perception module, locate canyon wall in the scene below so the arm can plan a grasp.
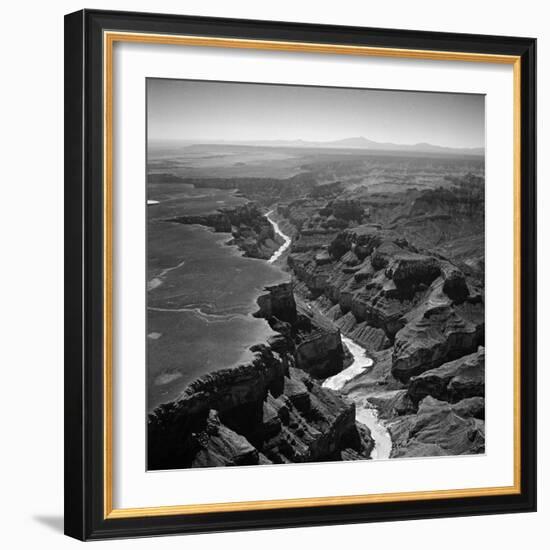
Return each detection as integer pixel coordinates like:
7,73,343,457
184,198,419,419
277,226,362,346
282,179,486,457
169,202,284,259
148,283,374,469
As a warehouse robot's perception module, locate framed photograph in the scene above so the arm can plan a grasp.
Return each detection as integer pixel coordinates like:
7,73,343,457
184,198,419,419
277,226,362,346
64,9,536,540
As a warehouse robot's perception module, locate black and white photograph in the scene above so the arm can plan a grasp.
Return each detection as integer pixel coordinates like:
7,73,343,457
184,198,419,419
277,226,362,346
146,79,486,470
0,0,544,545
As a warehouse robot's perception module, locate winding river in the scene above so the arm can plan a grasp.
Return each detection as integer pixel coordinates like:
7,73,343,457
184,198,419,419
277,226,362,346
323,338,392,460
266,210,292,263
266,210,392,460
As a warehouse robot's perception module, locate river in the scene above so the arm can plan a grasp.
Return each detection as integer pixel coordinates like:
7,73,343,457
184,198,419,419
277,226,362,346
266,210,292,263
323,336,393,460
265,211,392,460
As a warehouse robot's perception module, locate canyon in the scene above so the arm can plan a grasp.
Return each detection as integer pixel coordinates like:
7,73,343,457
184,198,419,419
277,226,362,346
147,146,485,469
148,282,375,469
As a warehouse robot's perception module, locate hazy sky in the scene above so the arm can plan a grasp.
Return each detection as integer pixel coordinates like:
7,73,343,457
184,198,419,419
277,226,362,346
147,78,485,149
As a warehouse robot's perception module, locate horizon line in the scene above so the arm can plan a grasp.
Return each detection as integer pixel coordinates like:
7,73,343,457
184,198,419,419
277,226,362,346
147,136,485,152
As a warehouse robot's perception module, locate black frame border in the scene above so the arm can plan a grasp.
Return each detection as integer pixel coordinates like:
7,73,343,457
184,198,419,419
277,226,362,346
64,9,537,541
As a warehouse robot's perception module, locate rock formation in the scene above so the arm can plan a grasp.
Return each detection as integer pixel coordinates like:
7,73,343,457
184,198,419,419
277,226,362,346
280,177,485,459
389,396,485,457
407,347,485,405
168,202,284,260
148,172,486,466
148,284,374,469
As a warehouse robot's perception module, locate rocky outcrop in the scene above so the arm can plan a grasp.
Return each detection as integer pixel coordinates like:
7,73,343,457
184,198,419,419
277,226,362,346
192,410,265,468
148,281,372,470
440,261,470,302
391,301,484,383
292,231,340,254
389,396,485,457
256,284,346,379
255,283,297,325
452,396,485,420
367,390,415,419
148,351,373,469
333,312,391,353
407,347,485,405
260,367,373,463
325,199,365,222
386,252,441,292
148,345,286,468
169,202,283,259
288,254,333,295
377,177,485,264
295,328,345,378
168,211,232,232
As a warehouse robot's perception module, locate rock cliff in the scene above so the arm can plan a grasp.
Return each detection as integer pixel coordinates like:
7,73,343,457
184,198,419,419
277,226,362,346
149,173,486,465
148,284,373,469
169,202,283,260
280,177,485,458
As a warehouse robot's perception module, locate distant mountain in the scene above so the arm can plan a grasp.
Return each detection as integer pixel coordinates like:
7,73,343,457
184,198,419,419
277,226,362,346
233,136,484,156
151,137,484,156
